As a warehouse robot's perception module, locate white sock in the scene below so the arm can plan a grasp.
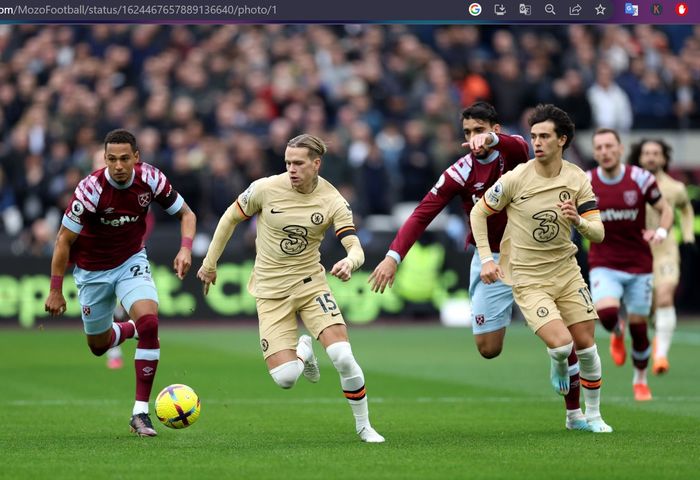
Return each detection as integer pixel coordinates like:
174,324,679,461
269,360,304,389
326,341,370,432
566,408,585,421
132,400,149,415
654,307,676,358
633,367,648,385
576,345,602,419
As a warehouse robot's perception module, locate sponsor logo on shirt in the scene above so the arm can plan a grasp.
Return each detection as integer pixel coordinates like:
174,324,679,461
600,208,639,222
100,215,140,226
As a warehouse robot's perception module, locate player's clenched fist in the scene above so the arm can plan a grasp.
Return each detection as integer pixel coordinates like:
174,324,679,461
196,267,217,295
557,199,580,225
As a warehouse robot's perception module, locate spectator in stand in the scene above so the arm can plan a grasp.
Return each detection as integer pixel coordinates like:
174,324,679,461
587,60,633,131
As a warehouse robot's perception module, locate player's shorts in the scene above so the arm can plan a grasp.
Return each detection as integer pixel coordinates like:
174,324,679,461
256,270,345,359
469,250,514,335
651,243,680,288
589,266,653,316
513,258,597,332
73,249,159,335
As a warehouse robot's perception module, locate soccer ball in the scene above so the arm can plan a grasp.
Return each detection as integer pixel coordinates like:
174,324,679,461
155,384,201,429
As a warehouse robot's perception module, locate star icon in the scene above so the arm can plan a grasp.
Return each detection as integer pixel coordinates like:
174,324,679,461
595,3,606,15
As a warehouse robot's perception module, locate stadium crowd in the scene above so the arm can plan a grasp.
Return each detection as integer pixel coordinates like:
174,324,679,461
1,24,700,255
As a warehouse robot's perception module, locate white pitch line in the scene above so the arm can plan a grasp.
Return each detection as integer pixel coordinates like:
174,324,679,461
7,396,700,407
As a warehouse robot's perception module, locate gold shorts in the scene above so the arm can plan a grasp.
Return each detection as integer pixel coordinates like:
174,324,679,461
652,245,680,288
513,266,597,333
256,271,345,358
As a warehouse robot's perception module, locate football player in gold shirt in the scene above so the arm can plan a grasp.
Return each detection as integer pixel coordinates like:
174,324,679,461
471,104,612,433
197,134,384,443
629,139,696,375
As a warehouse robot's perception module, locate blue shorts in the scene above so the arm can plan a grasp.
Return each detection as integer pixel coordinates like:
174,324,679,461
73,249,159,335
469,249,514,335
589,267,652,316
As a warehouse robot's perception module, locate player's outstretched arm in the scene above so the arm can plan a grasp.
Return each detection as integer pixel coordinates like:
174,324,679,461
369,256,398,293
197,201,246,295
44,226,78,316
173,203,197,280
332,235,364,282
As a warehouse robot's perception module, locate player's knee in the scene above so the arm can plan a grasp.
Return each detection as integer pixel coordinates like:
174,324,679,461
88,344,110,357
271,375,297,389
326,341,357,375
656,293,673,308
597,307,619,332
478,345,503,359
269,361,301,389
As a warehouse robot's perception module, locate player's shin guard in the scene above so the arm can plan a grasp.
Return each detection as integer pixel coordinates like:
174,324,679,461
269,360,304,389
134,314,160,411
326,341,371,432
547,342,573,395
654,306,677,358
577,345,602,419
629,323,651,370
597,307,619,332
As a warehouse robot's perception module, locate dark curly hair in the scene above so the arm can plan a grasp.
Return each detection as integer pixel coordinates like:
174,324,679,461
628,138,672,172
462,101,499,125
527,104,575,151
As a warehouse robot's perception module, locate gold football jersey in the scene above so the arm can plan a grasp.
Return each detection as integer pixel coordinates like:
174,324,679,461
482,159,598,286
237,173,356,298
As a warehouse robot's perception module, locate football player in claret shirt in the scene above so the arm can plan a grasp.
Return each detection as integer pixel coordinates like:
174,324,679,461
369,102,529,359
197,133,384,443
629,139,695,375
44,129,197,437
471,104,612,433
588,129,672,401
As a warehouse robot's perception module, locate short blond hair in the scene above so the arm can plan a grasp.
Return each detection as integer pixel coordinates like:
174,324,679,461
287,134,327,159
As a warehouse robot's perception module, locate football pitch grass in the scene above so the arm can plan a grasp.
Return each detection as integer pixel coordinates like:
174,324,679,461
3,322,700,480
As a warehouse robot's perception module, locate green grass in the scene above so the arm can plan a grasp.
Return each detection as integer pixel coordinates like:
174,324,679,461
2,322,700,479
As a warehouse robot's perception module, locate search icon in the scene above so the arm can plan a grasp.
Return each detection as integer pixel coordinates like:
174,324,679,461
545,3,555,14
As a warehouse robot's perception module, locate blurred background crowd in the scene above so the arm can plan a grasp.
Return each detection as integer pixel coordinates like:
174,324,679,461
1,24,700,257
